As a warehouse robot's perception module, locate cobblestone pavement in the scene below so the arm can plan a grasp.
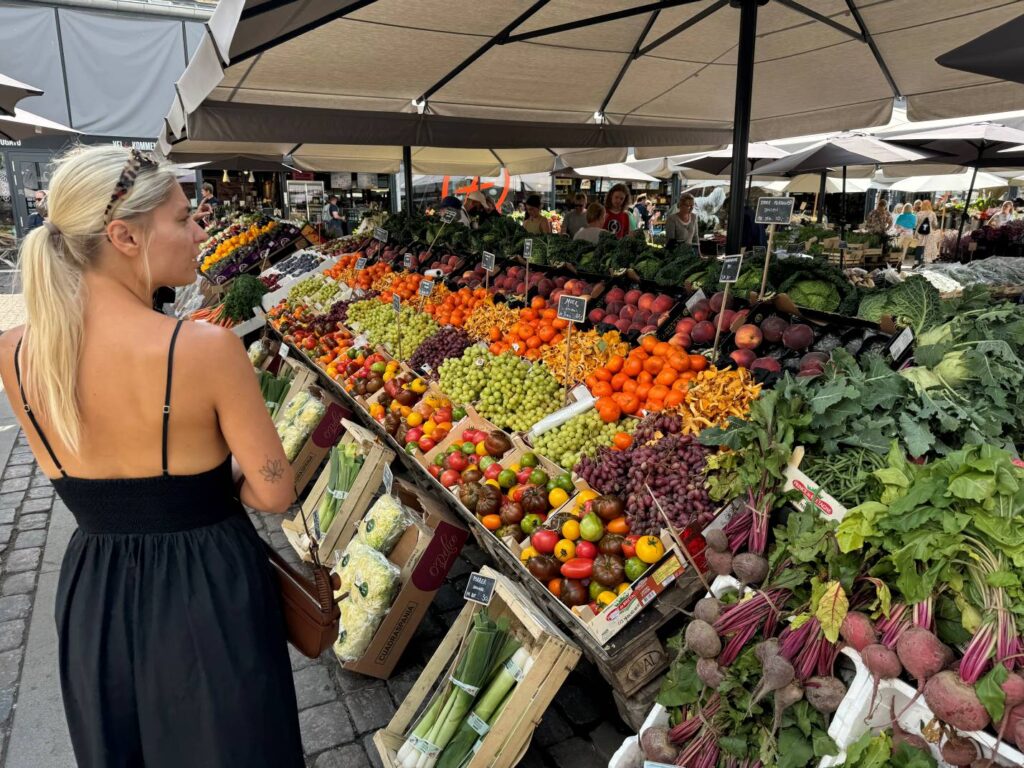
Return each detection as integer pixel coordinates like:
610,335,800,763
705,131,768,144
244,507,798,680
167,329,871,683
0,295,25,333
0,426,633,768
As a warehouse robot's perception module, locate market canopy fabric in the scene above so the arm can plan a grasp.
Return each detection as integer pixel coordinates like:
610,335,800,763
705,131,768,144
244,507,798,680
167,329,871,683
0,73,41,117
167,0,1024,151
0,108,78,142
936,13,1024,87
753,135,929,176
569,163,660,183
886,171,1010,194
886,123,1024,168
673,143,789,176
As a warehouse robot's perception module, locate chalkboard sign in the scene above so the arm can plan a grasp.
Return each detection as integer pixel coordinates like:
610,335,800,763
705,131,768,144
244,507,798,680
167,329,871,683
463,572,496,605
392,294,401,313
839,241,849,251
754,197,795,225
355,257,367,271
403,253,413,270
482,251,496,272
419,279,434,297
719,254,744,284
523,239,533,260
374,227,388,243
442,208,458,224
557,295,587,323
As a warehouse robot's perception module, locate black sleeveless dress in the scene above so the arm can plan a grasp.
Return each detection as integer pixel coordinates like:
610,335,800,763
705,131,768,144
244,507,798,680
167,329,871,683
14,321,304,768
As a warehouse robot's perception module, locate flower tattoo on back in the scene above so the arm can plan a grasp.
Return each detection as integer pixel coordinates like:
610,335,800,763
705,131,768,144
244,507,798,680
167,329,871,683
259,457,286,484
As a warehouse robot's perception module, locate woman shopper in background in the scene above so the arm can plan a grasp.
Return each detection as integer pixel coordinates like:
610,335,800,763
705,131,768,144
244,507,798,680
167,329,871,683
562,193,588,237
664,194,699,249
0,146,303,768
573,203,607,244
915,199,940,265
522,194,551,235
603,183,634,239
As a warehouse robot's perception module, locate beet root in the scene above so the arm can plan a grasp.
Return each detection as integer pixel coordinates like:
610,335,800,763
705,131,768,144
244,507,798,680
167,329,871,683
924,670,991,732
754,638,780,666
839,611,878,652
862,643,902,717
751,654,795,709
891,699,930,754
685,619,722,659
703,528,728,553
696,657,724,689
1002,672,1024,709
640,726,678,764
693,597,722,624
772,681,804,737
941,735,978,766
731,553,769,585
1015,716,1024,753
705,548,733,576
804,676,847,715
896,627,953,690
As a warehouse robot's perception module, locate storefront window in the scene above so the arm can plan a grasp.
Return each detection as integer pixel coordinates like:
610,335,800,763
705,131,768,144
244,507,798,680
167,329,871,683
0,154,13,246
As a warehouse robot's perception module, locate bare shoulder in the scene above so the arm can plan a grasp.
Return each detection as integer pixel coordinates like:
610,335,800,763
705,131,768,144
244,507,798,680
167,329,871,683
175,320,248,375
0,326,25,353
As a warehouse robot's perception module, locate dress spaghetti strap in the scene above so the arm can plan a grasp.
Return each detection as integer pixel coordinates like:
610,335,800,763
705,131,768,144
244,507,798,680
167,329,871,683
161,320,184,477
13,337,67,478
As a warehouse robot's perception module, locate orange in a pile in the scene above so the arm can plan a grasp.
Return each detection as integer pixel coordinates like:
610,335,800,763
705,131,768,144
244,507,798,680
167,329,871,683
487,297,567,361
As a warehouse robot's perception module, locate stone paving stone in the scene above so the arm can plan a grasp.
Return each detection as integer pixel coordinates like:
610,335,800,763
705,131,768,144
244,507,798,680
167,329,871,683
0,687,14,724
0,493,23,508
289,644,317,672
20,498,51,514
385,666,421,707
299,702,355,754
0,478,30,494
1,573,35,596
547,736,601,768
14,529,46,550
534,707,573,748
4,548,40,574
0,649,23,689
0,596,32,623
16,515,47,531
344,685,396,735
29,475,51,489
26,486,53,500
0,526,13,548
554,681,603,728
293,664,337,711
362,734,385,768
1,465,32,480
0,621,25,653
331,666,382,695
0,509,15,527
313,743,373,768
6,453,34,467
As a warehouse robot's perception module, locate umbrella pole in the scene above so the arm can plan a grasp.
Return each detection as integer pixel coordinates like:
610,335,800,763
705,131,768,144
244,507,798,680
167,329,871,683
816,170,827,223
840,166,847,269
957,164,979,261
725,0,760,254
403,146,413,213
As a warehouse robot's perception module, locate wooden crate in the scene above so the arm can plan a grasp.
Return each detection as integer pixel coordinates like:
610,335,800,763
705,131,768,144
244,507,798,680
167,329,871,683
281,419,394,562
373,566,581,768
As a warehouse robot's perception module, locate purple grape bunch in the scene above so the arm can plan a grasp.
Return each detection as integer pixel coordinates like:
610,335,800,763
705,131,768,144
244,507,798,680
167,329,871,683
310,294,375,336
575,412,713,536
409,327,474,377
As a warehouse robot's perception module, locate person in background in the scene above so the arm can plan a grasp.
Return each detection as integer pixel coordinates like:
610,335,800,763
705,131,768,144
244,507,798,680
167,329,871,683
562,193,588,237
894,203,917,270
464,191,497,225
324,194,346,238
915,199,940,265
633,194,652,240
664,194,699,249
603,183,633,239
573,203,606,244
989,200,1015,228
26,190,47,232
439,195,472,227
0,145,303,766
865,197,894,259
912,199,923,215
192,183,220,226
522,194,551,235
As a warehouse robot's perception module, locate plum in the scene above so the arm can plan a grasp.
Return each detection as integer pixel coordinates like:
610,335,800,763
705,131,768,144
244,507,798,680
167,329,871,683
691,320,716,345
760,315,789,343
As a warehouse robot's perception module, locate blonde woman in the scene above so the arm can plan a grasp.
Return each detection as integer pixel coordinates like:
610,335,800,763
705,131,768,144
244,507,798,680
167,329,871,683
665,194,699,248
0,146,303,767
915,199,940,264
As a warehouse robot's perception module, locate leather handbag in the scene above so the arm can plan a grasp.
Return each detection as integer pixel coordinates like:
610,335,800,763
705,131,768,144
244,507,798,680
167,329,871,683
266,515,340,659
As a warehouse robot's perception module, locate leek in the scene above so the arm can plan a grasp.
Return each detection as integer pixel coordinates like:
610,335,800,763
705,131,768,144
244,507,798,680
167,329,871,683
398,611,516,768
435,647,533,768
316,443,364,538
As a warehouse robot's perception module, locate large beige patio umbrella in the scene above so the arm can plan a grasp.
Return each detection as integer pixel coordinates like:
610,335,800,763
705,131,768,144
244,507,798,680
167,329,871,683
0,73,42,117
0,108,77,142
164,0,1024,251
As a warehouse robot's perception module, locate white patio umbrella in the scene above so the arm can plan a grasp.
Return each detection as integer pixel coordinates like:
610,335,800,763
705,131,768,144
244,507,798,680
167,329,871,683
0,73,42,117
779,175,873,194
673,143,789,176
0,108,77,142
570,163,659,183
887,171,1009,193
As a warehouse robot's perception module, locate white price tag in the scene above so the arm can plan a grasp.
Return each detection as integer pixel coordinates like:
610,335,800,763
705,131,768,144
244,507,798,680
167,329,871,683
382,463,394,495
403,253,413,270
685,289,706,310
279,344,291,359
889,326,914,360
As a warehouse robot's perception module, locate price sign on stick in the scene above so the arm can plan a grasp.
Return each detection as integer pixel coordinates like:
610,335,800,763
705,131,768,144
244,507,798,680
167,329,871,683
752,246,766,261
419,279,434,297
754,196,795,225
373,227,388,243
523,239,533,300
442,208,457,224
713,255,743,359
393,293,401,313
403,253,413,270
464,572,496,605
481,251,495,272
558,295,588,405
355,257,367,271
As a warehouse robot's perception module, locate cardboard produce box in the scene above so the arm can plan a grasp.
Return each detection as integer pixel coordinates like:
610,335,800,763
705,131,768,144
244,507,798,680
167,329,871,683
340,477,469,679
373,566,580,768
275,378,352,496
281,419,395,562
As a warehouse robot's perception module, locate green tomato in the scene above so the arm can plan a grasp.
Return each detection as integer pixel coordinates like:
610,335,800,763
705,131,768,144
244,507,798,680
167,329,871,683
625,556,647,583
497,469,517,489
461,441,476,455
554,473,575,493
520,514,543,535
452,406,467,421
433,452,447,468
405,442,419,456
520,452,539,468
479,456,496,471
529,469,549,487
589,580,605,601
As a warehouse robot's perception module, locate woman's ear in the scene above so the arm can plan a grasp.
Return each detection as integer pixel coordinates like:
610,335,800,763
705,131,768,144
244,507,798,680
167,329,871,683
106,219,142,257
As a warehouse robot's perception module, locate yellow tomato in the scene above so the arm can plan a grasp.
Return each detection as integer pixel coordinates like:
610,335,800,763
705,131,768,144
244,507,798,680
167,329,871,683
575,488,600,509
548,488,569,509
561,519,581,541
597,591,617,607
519,545,538,564
407,412,424,427
616,583,630,595
484,479,500,490
475,443,488,457
422,419,437,436
553,539,575,563
636,536,665,564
